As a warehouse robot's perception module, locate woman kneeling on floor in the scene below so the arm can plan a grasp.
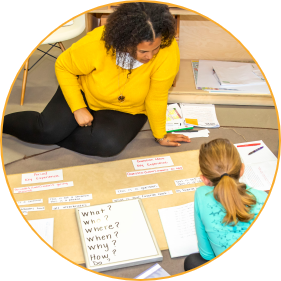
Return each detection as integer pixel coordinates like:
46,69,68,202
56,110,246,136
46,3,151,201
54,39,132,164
3,3,190,156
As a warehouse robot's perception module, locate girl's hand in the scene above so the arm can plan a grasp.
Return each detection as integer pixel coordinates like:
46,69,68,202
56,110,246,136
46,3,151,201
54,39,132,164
73,108,93,127
157,133,191,146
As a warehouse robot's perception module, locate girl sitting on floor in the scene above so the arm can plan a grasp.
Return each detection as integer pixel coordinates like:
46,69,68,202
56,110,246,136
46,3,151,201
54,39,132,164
184,138,268,271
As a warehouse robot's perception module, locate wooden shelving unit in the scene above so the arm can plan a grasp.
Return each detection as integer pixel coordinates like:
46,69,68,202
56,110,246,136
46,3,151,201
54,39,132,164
85,5,273,107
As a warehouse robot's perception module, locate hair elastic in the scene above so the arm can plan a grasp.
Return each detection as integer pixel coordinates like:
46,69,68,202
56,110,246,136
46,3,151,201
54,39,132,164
220,173,229,179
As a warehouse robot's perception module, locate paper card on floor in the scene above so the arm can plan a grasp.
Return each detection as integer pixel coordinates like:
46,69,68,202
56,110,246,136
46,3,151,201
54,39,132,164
175,187,198,193
52,203,90,210
20,206,45,212
17,199,43,206
49,194,92,204
132,156,174,170
28,218,54,247
127,166,183,177
158,203,199,258
113,191,173,202
22,169,63,185
175,177,202,186
116,184,159,194
14,181,74,193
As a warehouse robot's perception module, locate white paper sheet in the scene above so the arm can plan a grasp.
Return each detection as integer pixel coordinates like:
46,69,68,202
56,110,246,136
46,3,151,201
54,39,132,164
213,64,265,86
196,60,270,94
28,218,54,246
234,140,277,190
132,156,174,170
180,103,220,128
158,203,199,258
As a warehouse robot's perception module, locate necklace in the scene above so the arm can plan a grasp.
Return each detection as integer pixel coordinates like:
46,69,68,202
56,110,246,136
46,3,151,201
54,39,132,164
118,68,130,103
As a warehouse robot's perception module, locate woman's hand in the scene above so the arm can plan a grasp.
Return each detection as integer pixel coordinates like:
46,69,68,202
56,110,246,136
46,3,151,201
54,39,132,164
73,108,93,127
157,133,191,147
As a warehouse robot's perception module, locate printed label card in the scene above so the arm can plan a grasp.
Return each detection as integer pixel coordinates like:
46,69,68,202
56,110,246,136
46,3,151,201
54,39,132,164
22,169,63,185
132,156,174,170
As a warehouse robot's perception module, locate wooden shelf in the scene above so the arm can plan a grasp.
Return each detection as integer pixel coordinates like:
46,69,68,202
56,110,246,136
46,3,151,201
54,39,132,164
89,6,196,16
168,60,273,106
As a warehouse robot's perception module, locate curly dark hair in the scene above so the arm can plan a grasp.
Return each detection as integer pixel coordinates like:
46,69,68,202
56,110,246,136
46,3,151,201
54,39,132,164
101,2,176,69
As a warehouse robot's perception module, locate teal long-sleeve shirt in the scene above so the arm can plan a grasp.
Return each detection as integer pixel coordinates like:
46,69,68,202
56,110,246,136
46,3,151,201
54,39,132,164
194,185,268,260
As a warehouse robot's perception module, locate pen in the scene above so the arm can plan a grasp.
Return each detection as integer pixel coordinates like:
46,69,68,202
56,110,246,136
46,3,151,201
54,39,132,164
237,143,261,147
248,146,263,155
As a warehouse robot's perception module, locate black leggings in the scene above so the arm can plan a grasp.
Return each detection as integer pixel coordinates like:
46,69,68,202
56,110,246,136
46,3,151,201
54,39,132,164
3,87,148,157
184,253,209,271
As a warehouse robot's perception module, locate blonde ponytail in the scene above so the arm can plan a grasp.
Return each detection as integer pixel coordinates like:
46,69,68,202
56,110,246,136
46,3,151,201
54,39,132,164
199,139,256,225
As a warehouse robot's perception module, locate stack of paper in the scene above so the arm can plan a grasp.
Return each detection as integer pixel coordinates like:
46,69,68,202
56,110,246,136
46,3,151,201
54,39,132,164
192,60,269,94
166,103,193,131
212,64,266,87
234,140,277,191
180,103,220,128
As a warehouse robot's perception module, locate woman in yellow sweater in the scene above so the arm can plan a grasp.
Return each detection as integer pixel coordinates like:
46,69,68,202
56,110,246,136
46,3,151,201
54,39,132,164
4,3,190,156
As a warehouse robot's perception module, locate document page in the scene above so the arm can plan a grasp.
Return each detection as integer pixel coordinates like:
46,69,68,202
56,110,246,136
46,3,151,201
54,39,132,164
28,218,54,246
235,140,277,190
180,103,220,128
158,202,199,258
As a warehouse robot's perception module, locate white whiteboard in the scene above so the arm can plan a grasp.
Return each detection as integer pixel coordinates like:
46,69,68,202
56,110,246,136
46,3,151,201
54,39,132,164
75,199,162,272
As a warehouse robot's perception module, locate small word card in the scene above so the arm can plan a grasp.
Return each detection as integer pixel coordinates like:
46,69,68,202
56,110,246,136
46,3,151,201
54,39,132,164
127,166,183,177
22,169,63,185
20,206,45,212
17,199,43,206
14,181,73,194
132,156,174,170
116,184,159,195
174,177,202,187
49,194,92,204
175,187,198,193
113,191,173,202
52,203,90,210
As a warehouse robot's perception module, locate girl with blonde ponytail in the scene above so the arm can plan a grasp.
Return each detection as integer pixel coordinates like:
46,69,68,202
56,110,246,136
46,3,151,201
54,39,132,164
184,138,268,271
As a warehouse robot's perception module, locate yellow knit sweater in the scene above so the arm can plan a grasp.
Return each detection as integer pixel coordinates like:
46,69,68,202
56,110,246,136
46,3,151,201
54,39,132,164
55,26,180,138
